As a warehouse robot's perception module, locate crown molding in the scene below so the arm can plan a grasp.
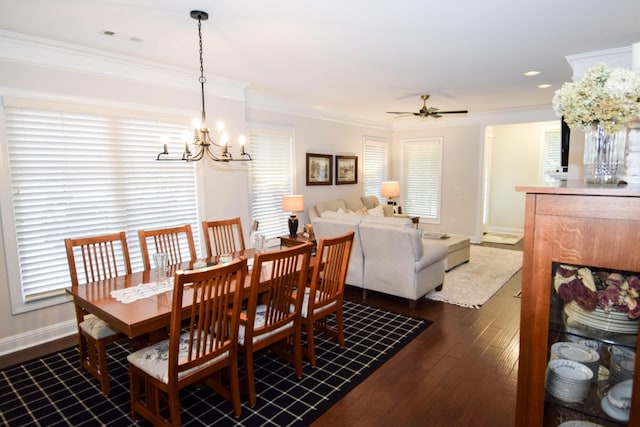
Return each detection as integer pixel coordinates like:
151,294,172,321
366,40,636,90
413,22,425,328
245,89,392,130
0,30,248,102
566,46,632,81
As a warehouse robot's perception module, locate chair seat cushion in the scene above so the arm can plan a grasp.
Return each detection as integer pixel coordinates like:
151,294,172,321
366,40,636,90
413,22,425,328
127,332,229,384
79,314,118,340
238,304,294,345
301,288,336,318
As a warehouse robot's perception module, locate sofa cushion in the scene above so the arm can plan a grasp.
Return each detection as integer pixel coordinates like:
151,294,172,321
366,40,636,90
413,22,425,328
343,197,365,212
361,215,413,228
315,199,347,217
321,210,361,219
360,195,380,209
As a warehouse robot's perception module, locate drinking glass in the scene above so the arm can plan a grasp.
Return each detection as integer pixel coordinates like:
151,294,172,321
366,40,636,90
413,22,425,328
152,252,169,284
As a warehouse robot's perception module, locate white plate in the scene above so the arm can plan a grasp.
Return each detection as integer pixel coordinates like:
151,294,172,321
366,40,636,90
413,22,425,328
565,303,639,334
601,395,630,422
548,359,594,381
607,379,633,410
552,342,600,363
559,421,604,427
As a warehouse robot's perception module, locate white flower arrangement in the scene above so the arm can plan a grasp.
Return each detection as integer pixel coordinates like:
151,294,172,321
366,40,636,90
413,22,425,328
552,63,640,134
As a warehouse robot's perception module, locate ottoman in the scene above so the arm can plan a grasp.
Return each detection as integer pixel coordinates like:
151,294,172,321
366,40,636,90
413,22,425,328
423,232,470,271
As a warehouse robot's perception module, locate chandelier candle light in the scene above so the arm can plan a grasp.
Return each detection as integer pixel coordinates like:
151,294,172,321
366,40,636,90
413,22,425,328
157,10,252,162
282,195,304,237
552,63,640,184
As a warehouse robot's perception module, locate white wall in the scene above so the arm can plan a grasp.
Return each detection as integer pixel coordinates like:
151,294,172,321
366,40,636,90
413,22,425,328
486,122,551,233
391,124,483,239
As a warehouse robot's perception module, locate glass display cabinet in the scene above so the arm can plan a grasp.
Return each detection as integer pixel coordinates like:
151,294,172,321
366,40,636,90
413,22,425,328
515,182,640,426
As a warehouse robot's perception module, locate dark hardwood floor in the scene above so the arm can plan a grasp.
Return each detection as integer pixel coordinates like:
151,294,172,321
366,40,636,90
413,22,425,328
313,241,523,427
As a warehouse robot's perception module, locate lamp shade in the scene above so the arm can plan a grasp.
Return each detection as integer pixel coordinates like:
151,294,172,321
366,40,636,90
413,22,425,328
381,181,400,198
282,195,304,213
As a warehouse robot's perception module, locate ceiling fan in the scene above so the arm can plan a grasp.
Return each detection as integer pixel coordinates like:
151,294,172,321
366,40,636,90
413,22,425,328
387,94,468,118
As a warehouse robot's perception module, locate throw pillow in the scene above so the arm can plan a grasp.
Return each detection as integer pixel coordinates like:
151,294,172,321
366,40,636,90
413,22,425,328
368,205,384,217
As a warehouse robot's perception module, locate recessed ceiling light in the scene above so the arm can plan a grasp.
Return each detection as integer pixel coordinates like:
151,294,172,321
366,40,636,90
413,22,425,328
537,84,552,89
100,30,143,42
524,71,541,77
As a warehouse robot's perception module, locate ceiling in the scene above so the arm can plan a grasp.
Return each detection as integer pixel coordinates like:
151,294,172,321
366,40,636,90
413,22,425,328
1,0,639,125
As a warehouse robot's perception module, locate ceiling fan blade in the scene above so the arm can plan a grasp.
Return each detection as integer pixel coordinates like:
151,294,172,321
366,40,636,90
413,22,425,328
386,111,415,115
434,110,468,115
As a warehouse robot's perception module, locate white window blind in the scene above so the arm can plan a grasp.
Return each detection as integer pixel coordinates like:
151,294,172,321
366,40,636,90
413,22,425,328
363,136,388,202
543,129,562,180
1,101,200,313
249,129,294,240
401,137,442,222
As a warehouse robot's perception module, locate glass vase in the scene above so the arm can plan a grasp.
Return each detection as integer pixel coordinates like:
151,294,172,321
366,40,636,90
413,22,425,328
583,125,627,184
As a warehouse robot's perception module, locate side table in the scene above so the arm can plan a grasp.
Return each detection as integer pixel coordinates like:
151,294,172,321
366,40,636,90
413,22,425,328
279,233,317,254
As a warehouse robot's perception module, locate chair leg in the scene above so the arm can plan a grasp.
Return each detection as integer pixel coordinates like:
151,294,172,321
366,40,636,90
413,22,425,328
292,327,303,378
167,388,182,427
244,348,257,407
95,339,111,395
305,319,317,367
229,357,242,417
81,332,111,395
335,307,345,348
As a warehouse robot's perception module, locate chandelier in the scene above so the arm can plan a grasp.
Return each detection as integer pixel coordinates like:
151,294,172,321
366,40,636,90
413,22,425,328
157,10,251,162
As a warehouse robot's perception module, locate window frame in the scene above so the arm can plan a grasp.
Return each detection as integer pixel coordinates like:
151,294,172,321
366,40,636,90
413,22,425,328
362,135,389,202
248,125,295,243
400,136,443,223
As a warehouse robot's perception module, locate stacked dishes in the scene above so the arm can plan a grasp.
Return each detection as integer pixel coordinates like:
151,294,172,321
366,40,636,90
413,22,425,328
551,342,600,381
601,379,633,422
546,359,594,402
609,346,635,386
565,302,639,334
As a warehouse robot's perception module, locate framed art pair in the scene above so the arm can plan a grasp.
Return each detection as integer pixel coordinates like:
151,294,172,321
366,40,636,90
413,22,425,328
306,153,357,186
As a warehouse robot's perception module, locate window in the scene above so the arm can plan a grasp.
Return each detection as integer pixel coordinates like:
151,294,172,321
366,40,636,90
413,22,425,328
401,137,442,223
0,98,200,313
542,128,562,182
249,128,294,240
362,136,388,201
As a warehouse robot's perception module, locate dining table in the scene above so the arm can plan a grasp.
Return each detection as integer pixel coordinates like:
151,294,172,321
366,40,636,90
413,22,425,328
65,247,315,342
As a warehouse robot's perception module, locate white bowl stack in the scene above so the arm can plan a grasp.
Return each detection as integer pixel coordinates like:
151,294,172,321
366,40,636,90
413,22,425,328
546,358,594,402
551,342,601,381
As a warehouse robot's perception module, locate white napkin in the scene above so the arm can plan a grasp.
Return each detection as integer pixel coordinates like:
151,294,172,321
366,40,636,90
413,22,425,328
110,277,175,304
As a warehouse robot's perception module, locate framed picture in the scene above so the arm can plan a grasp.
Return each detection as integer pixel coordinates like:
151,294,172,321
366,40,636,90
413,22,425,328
335,155,357,185
306,153,333,185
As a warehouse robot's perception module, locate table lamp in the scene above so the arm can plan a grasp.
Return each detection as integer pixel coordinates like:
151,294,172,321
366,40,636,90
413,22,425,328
381,181,400,205
282,195,304,237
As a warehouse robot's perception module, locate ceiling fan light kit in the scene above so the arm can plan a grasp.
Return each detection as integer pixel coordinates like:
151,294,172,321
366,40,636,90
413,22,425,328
387,94,468,118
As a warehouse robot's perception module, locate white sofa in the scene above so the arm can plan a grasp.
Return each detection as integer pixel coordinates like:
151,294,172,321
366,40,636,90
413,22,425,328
310,196,448,306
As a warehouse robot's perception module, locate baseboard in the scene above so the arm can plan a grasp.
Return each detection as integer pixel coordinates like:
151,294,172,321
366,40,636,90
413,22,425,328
484,226,524,235
0,320,77,368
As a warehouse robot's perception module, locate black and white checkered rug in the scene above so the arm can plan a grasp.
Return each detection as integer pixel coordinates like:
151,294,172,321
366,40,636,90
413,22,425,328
0,300,431,426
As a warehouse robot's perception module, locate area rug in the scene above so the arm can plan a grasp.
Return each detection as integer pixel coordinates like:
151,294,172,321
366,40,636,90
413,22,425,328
0,300,431,427
426,245,523,308
481,232,523,245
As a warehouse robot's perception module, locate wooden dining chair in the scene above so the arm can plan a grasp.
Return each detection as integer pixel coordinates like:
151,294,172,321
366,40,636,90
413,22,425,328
298,231,354,367
138,224,197,271
64,231,132,395
239,242,313,407
128,258,247,425
202,217,246,258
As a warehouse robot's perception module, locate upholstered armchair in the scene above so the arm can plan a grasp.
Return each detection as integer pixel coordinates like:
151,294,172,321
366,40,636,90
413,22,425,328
358,223,448,307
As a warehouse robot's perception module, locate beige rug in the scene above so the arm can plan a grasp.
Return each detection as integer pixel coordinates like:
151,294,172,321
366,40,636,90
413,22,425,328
426,245,523,308
482,232,523,245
